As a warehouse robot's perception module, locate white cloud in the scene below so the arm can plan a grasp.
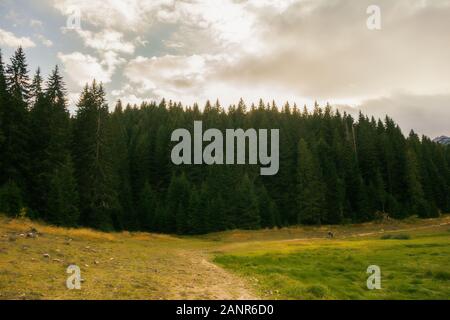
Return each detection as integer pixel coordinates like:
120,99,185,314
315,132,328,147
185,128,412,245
36,34,53,47
57,51,124,87
73,29,135,54
123,54,226,102
0,28,36,48
52,0,173,32
52,0,264,53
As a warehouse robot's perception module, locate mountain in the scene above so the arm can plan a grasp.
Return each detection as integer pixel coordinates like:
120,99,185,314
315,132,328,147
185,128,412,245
433,136,450,145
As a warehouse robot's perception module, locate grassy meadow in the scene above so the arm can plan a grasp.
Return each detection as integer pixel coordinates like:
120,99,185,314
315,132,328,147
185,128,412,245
0,214,449,300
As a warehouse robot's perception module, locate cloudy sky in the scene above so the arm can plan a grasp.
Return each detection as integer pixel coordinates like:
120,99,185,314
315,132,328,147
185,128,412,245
0,0,449,137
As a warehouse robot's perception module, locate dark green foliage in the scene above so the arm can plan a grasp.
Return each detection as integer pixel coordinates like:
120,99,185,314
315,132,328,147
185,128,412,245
1,47,30,190
166,173,191,234
1,48,449,235
380,234,411,240
72,82,119,231
234,174,260,230
138,181,158,231
0,181,23,217
47,156,79,226
296,139,326,225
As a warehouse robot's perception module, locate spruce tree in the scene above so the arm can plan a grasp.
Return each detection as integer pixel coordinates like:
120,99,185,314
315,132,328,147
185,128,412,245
2,47,30,195
138,182,158,231
296,139,326,225
235,174,260,230
72,81,119,230
47,155,79,226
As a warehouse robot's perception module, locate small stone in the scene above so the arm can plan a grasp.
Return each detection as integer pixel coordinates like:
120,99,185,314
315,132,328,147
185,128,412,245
94,260,99,265
43,253,50,258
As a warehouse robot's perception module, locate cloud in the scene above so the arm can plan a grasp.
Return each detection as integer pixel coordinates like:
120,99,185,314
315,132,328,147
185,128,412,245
52,0,265,53
356,93,450,138
217,0,450,101
122,54,208,101
73,29,135,54
30,19,43,28
0,28,36,48
36,34,53,47
57,51,124,87
52,0,173,32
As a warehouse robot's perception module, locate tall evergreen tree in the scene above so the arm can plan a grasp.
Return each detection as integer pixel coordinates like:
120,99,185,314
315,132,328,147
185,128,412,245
1,47,30,193
296,139,326,225
234,174,260,230
72,81,119,230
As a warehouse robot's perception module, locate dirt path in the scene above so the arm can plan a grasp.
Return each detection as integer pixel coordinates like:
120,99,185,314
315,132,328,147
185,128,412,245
160,248,258,300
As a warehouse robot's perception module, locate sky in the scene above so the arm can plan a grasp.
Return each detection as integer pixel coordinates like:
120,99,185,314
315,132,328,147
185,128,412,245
0,0,449,138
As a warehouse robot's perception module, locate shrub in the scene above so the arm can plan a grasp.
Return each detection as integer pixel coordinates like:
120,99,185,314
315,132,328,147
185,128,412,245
380,234,411,240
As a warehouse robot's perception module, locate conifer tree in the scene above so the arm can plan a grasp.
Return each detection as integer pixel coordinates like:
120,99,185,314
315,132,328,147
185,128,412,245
235,174,260,230
2,47,30,193
296,139,326,225
47,156,79,226
138,181,158,231
72,81,119,230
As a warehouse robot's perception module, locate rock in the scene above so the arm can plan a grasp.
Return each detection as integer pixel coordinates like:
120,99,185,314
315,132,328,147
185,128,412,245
43,253,50,258
94,260,99,265
53,258,62,263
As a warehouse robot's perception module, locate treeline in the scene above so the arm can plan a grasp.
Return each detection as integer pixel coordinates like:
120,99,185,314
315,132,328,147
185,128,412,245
1,47,450,234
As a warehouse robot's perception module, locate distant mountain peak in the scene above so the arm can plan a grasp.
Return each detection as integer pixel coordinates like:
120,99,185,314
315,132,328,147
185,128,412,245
433,136,450,145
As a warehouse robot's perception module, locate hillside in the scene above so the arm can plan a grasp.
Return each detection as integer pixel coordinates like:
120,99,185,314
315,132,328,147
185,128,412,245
1,214,449,300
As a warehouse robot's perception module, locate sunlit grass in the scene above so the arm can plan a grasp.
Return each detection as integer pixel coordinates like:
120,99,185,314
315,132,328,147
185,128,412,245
214,230,450,300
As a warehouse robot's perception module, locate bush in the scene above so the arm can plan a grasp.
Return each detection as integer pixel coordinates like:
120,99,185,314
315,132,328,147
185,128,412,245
380,234,411,240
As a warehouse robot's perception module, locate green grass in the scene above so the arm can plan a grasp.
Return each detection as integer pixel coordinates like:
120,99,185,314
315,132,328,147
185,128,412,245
214,232,450,300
